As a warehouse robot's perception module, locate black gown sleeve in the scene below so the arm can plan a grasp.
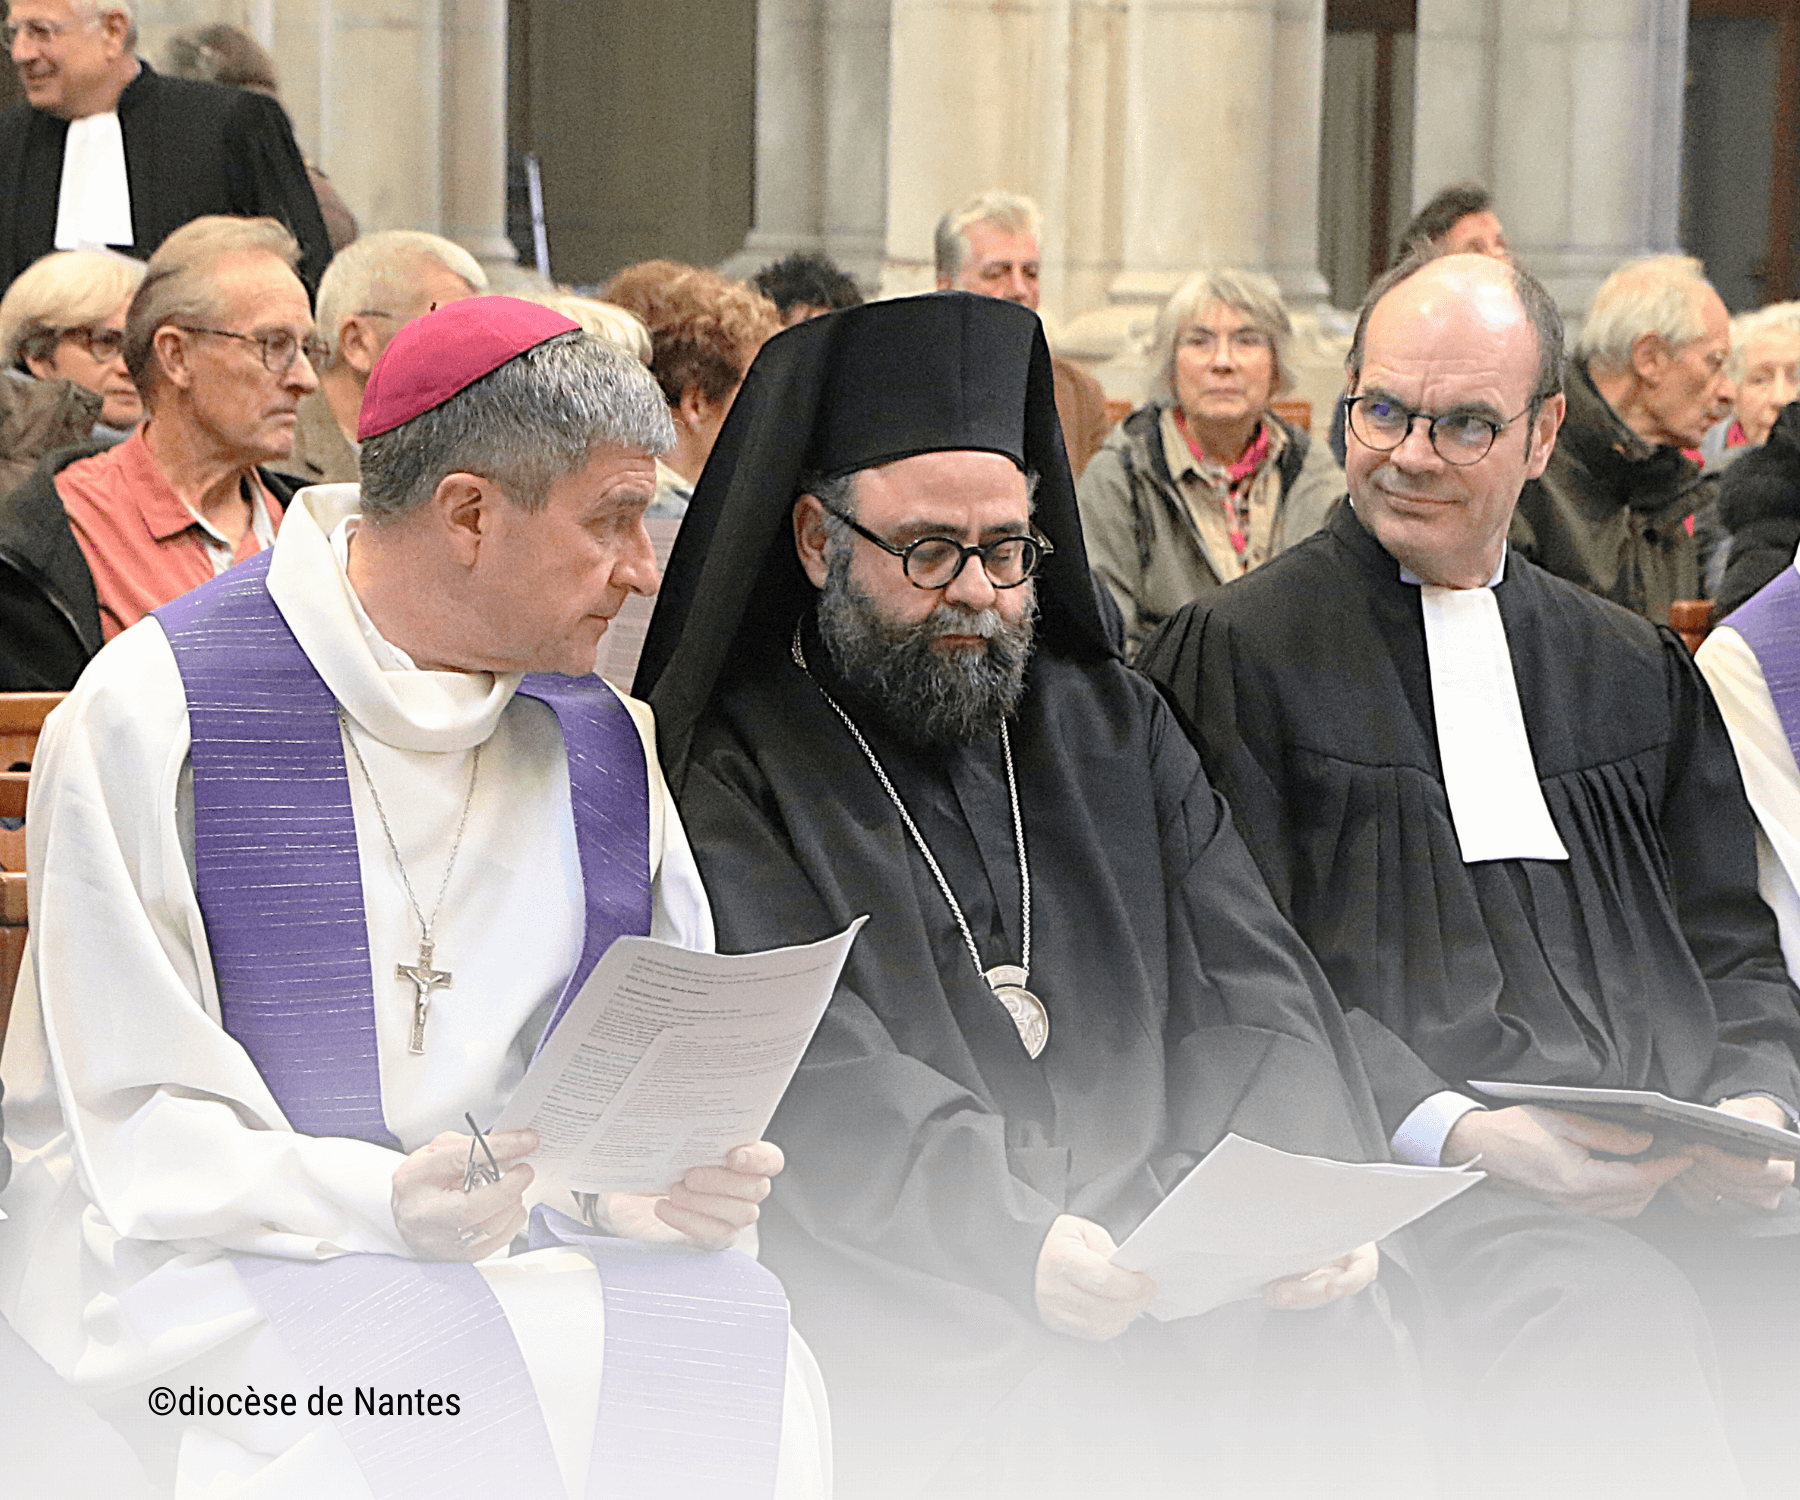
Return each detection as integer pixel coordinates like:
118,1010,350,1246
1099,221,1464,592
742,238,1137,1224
221,91,333,295
1657,628,1800,1108
1140,601,1454,1139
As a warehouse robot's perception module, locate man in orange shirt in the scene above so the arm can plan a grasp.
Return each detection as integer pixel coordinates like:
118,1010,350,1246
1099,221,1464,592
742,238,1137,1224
0,214,315,686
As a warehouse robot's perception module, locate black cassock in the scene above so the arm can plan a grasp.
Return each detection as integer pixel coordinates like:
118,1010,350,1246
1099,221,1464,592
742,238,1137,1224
0,63,331,296
681,620,1429,1500
1141,500,1800,1492
1139,501,1800,1126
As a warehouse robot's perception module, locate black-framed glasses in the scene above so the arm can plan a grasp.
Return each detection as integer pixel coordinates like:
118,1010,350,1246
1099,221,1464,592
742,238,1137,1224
175,325,328,375
824,505,1051,589
1346,393,1545,467
56,326,125,362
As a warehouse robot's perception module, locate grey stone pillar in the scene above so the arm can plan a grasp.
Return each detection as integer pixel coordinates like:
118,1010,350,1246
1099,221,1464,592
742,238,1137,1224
1413,0,1688,315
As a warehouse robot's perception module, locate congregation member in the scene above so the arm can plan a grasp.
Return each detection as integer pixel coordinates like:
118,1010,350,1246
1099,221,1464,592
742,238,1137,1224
0,244,142,438
1510,253,1733,624
1077,266,1342,654
935,190,1111,480
0,295,827,1498
1704,305,1800,612
533,291,654,364
1396,181,1511,262
1142,250,1800,1493
636,290,1432,1500
753,249,863,326
603,259,781,517
162,21,359,252
1703,302,1800,471
290,228,486,486
0,0,331,294
0,216,313,690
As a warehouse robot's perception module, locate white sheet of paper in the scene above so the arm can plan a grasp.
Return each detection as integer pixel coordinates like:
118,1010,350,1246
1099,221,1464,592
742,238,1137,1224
1110,1134,1482,1321
494,918,865,1193
596,517,683,692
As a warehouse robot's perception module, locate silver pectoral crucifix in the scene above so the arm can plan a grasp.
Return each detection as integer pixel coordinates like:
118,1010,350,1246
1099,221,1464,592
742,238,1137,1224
397,939,453,1054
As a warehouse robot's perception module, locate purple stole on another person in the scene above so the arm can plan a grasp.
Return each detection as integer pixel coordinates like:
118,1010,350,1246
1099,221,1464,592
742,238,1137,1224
1726,565,1800,768
153,553,789,1500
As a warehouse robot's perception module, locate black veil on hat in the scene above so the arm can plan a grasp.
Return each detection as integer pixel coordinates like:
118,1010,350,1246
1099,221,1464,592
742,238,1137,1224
637,291,1115,781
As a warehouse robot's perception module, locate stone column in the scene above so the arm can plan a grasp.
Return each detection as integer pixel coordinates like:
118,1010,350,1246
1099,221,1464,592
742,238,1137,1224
440,0,515,267
1060,0,1333,400
1413,0,1688,315
880,0,1078,303
727,0,888,289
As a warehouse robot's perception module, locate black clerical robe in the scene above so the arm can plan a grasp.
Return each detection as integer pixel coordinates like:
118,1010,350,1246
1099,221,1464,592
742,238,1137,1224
0,64,331,296
1138,501,1800,1132
681,625,1425,1500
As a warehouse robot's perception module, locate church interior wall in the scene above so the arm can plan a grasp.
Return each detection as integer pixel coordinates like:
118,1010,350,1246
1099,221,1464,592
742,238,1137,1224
111,2,1800,374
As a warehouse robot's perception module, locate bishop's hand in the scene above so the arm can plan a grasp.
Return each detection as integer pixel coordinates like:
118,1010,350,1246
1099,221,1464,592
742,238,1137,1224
392,1128,538,1261
1443,1104,1691,1218
601,1141,784,1251
1666,1095,1795,1216
1035,1214,1156,1341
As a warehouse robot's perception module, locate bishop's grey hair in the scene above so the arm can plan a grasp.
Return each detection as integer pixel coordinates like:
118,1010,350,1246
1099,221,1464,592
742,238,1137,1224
358,331,676,520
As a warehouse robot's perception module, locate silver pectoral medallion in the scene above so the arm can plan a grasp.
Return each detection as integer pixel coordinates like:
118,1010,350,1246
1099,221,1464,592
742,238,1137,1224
986,964,1049,1059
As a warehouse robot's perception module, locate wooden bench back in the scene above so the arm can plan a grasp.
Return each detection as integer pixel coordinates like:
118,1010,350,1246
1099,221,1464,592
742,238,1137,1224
0,692,64,1044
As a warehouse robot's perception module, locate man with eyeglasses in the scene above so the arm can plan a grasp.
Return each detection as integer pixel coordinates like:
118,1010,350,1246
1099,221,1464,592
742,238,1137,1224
635,291,1442,1500
0,214,315,688
1142,249,1800,1493
0,0,330,298
1510,254,1735,626
288,231,488,487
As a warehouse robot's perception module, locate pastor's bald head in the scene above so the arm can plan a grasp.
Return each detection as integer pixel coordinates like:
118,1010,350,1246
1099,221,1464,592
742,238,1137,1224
1350,249,1564,408
1344,252,1567,589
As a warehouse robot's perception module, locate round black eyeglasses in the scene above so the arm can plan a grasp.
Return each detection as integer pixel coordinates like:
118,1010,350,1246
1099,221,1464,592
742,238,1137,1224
824,505,1052,589
1346,394,1543,467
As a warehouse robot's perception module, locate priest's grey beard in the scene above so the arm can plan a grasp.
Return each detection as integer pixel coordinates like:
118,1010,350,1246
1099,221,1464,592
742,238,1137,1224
816,543,1037,746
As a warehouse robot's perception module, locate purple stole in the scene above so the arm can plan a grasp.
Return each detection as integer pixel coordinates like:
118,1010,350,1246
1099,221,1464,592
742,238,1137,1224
153,553,789,1500
1725,564,1800,768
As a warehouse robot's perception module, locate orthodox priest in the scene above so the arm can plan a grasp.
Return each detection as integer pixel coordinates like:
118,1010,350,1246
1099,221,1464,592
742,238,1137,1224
1140,250,1800,1492
0,297,826,1499
0,0,331,295
634,292,1450,1500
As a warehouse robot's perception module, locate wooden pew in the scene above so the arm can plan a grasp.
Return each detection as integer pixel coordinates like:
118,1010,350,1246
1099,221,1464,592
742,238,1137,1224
1670,599,1713,655
0,693,64,1044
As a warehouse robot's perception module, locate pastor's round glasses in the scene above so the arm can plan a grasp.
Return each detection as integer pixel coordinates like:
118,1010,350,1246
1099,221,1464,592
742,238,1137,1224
175,326,329,375
825,505,1052,589
1346,394,1541,467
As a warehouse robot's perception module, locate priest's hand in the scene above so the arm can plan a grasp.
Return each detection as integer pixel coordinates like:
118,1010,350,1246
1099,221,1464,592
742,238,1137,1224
602,1141,784,1251
1260,1242,1380,1310
1666,1096,1795,1216
392,1128,538,1261
1442,1105,1691,1218
1035,1214,1156,1341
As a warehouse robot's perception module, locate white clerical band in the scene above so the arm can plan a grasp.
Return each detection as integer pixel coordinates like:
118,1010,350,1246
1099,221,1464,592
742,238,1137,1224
54,111,134,250
1418,583,1570,865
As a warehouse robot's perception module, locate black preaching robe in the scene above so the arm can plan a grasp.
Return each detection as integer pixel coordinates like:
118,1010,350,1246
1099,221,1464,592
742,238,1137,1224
0,64,332,296
1139,501,1800,1133
681,621,1428,1499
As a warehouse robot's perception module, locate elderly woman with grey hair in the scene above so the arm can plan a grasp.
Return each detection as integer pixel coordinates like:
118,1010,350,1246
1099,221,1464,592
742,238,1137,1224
1077,267,1342,655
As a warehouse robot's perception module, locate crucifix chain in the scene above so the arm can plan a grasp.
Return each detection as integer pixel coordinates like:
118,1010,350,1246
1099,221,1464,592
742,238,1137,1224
339,711,481,1053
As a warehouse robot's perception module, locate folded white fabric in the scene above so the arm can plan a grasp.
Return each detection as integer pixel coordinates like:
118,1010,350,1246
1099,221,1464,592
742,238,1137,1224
55,110,133,250
1419,582,1569,864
